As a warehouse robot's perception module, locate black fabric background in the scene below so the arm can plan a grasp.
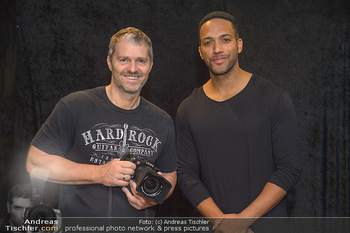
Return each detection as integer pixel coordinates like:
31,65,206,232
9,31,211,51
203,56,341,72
0,0,349,217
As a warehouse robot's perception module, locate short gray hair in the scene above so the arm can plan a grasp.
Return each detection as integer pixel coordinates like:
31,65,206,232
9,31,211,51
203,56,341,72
108,27,153,61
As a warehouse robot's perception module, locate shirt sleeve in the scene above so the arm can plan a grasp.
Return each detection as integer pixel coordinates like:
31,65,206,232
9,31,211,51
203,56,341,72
268,91,302,191
31,99,75,156
154,119,178,173
176,104,211,208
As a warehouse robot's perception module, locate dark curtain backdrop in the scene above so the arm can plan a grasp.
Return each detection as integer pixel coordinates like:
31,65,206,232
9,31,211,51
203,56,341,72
1,0,349,217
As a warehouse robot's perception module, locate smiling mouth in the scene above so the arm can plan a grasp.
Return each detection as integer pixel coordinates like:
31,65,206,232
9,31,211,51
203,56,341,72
211,56,227,64
124,75,140,80
122,72,142,80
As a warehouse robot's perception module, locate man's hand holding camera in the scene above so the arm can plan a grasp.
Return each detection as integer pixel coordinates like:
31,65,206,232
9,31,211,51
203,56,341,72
97,158,157,210
97,158,136,187
97,154,172,210
118,153,174,209
122,180,158,210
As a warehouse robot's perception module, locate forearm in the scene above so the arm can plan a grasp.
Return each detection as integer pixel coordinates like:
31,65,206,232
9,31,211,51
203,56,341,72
161,171,177,200
196,197,224,226
27,145,100,184
196,183,286,233
240,182,286,221
196,183,286,227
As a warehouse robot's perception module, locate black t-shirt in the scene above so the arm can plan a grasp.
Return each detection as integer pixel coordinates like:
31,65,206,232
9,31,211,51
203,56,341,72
32,86,177,217
176,75,301,216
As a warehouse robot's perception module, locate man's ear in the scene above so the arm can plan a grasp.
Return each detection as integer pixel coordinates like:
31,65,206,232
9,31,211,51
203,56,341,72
237,39,243,54
107,55,112,71
198,46,204,60
149,60,153,72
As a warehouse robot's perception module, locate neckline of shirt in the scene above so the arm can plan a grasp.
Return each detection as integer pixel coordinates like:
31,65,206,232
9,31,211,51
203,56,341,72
200,74,255,104
101,86,143,113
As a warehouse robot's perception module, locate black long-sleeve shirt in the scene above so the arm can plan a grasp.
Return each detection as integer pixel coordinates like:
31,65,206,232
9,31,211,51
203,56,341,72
176,75,301,216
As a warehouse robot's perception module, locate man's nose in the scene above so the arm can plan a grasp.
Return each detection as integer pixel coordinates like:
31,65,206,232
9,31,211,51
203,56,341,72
128,61,137,73
213,42,223,54
20,208,26,220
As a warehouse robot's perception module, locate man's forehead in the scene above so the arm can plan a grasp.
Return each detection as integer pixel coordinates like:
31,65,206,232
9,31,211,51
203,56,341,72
113,40,149,57
200,18,235,38
12,197,32,206
115,39,148,49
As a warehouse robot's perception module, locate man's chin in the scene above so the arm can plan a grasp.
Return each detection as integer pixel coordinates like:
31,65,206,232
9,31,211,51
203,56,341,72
211,69,230,76
124,88,141,95
122,84,145,95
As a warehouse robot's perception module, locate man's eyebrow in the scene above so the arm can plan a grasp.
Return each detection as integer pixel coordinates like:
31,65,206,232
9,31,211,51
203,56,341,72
202,36,213,41
219,33,234,38
202,33,233,41
116,55,148,60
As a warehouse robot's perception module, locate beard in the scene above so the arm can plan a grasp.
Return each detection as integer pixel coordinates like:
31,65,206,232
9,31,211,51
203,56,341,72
203,53,238,76
207,59,234,76
112,70,147,95
208,63,234,76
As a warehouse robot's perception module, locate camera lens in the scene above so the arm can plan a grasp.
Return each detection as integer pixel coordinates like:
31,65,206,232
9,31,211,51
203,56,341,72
142,176,161,196
24,203,56,229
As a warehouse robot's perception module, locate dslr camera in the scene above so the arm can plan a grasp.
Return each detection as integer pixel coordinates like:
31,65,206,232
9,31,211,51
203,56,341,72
25,203,57,231
120,153,172,204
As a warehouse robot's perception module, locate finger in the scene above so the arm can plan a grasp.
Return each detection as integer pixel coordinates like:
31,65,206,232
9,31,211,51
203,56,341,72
212,223,218,231
117,180,130,187
130,181,157,204
116,173,129,186
109,159,136,171
120,173,132,181
130,181,148,202
130,182,145,201
119,161,137,169
122,186,132,197
212,219,224,231
130,180,138,194
122,186,138,204
119,167,135,176
122,187,142,209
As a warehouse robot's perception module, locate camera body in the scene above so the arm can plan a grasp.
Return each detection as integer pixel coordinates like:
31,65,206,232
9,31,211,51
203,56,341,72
120,153,172,204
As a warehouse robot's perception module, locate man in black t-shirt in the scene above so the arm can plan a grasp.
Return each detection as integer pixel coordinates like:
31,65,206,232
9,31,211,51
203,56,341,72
176,11,301,232
26,27,177,217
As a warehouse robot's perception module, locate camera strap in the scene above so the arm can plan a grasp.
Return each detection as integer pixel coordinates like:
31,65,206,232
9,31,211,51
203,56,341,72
108,187,112,217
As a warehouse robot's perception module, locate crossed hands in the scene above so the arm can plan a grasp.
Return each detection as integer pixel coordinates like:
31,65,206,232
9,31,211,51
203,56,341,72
97,158,157,210
212,214,254,233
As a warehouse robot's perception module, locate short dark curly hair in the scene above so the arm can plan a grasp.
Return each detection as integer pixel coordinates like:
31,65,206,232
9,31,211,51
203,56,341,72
7,184,32,204
198,11,240,45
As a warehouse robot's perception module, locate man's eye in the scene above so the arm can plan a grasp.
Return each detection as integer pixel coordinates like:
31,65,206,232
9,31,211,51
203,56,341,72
120,58,128,62
138,60,146,64
223,38,231,42
203,41,212,46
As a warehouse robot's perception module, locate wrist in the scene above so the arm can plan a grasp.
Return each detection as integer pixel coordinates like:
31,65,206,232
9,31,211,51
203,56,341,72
90,164,102,184
238,211,257,226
